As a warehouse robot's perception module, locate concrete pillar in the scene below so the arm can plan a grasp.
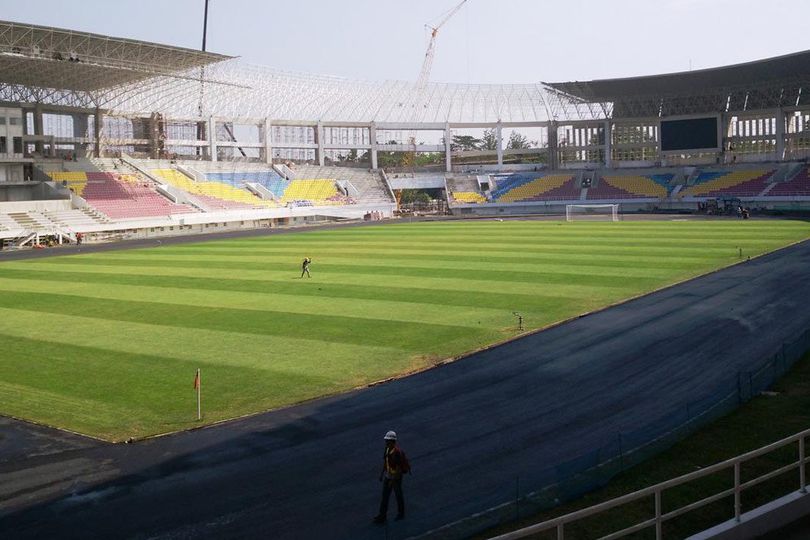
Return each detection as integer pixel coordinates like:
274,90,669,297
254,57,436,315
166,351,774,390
33,104,44,155
209,116,217,162
147,113,159,159
603,120,612,168
316,122,325,166
775,108,785,160
72,113,89,157
444,123,452,172
719,112,731,164
369,123,378,170
264,118,272,165
496,122,503,166
548,122,559,170
94,108,103,158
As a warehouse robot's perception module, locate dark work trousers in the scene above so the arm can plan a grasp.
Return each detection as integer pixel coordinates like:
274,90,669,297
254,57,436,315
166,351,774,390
379,477,404,517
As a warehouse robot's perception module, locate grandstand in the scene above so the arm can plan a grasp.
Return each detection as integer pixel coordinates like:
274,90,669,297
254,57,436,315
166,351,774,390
0,19,808,240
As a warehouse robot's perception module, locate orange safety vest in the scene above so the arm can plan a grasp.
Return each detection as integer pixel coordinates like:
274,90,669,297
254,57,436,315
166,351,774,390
384,446,403,477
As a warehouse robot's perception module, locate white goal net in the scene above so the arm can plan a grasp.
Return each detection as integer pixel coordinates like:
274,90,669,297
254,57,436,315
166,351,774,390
565,204,620,222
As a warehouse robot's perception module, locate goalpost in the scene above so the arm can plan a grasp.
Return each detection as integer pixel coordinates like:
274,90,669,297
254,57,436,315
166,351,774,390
565,204,620,222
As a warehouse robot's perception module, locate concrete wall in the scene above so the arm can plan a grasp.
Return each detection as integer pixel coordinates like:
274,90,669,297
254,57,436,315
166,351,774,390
0,183,62,202
0,199,71,212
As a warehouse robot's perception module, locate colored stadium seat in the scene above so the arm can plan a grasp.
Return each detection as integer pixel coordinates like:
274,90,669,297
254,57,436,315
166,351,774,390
767,166,810,196
588,175,668,200
279,179,351,206
152,169,279,210
76,172,193,220
450,191,487,204
492,174,578,202
680,169,774,198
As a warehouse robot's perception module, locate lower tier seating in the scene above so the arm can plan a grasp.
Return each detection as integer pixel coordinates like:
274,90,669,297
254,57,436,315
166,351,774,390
588,175,667,200
680,169,775,198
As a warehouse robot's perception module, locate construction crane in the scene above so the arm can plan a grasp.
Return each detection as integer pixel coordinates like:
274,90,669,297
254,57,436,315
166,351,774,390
401,0,469,185
414,0,469,99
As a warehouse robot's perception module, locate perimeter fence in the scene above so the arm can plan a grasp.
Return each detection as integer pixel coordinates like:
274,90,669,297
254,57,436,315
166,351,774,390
411,326,810,540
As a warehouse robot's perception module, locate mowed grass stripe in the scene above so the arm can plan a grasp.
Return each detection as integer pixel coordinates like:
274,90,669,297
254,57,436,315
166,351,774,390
0,291,491,351
0,277,518,328
157,241,774,259
120,247,716,269
0,267,586,313
207,221,805,239
0,308,407,375
13,257,663,289
86,252,697,279
3,261,627,298
0,334,333,440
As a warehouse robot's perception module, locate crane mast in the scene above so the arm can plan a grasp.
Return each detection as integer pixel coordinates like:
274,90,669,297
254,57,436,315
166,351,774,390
402,0,469,179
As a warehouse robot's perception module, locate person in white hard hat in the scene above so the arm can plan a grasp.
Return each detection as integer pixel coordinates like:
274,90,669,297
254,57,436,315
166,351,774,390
373,430,408,524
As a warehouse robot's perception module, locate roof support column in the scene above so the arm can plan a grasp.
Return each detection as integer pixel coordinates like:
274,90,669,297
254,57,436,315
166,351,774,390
316,122,325,166
369,123,378,170
264,118,272,165
33,104,44,155
93,108,103,158
719,112,730,164
547,121,558,170
208,116,217,162
603,120,612,168
72,113,89,158
775,108,785,161
444,123,452,173
496,121,503,166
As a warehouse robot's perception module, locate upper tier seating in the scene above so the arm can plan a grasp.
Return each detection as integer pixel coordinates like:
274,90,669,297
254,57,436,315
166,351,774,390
767,166,810,196
492,174,579,202
151,169,279,210
588,175,668,200
680,169,775,198
49,171,194,220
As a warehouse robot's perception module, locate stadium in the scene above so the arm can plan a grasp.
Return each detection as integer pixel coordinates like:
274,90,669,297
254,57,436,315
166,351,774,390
2,5,810,540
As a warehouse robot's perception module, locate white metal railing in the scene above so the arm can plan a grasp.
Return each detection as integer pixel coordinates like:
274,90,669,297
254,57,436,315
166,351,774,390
490,428,810,540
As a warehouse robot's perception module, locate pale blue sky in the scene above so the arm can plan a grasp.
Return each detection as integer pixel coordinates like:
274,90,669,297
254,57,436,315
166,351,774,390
2,0,808,84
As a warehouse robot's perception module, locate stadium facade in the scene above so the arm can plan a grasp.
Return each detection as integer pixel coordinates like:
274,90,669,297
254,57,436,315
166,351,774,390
0,20,809,243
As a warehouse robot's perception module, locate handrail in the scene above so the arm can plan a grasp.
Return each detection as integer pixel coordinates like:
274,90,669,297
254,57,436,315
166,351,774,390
489,427,810,540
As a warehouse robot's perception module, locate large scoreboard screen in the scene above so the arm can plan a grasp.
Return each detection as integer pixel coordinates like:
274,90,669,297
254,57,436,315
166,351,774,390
660,117,719,152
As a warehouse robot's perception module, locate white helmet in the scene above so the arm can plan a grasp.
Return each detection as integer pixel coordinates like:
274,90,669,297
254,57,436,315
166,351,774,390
384,430,397,441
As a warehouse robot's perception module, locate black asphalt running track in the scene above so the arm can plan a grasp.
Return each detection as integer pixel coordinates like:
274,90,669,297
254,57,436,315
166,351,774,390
2,229,810,540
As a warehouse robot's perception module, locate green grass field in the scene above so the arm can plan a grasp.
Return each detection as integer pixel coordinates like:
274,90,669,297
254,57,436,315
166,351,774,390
0,219,809,441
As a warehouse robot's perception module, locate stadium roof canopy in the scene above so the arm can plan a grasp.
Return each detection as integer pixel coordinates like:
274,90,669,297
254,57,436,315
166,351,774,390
0,21,808,123
545,50,810,118
0,20,231,100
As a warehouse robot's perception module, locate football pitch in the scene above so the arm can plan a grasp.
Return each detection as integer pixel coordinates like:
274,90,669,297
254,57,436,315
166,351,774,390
0,219,808,441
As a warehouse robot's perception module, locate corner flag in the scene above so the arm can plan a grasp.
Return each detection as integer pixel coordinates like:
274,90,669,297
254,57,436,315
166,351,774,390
193,368,201,420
